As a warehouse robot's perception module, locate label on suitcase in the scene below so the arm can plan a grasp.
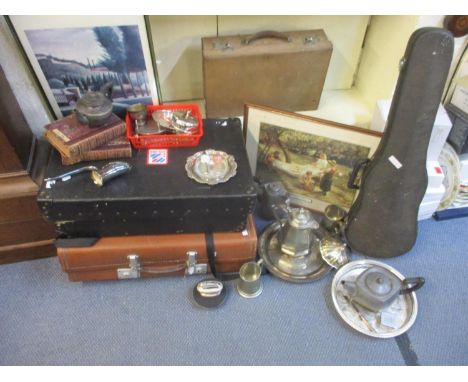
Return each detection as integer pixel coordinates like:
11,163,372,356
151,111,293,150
38,118,257,237
57,215,257,282
203,30,332,118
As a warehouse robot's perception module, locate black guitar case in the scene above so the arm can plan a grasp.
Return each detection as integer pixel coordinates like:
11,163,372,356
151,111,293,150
345,28,454,258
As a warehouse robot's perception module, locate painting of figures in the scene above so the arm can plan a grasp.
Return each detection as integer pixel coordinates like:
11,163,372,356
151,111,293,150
255,123,374,210
244,104,382,212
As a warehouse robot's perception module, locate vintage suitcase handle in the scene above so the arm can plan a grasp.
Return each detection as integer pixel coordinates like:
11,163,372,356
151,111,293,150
347,158,371,190
243,30,292,45
140,263,187,275
117,254,184,279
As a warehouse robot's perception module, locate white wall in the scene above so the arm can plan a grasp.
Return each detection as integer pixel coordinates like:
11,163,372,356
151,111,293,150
149,15,369,102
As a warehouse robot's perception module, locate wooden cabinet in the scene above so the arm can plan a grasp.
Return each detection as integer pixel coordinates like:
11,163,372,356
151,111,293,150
0,118,55,265
0,103,55,264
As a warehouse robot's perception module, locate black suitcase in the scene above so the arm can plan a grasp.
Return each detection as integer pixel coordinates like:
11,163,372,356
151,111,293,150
38,118,257,238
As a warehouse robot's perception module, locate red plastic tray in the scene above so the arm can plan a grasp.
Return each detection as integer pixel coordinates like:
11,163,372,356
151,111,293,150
126,104,203,149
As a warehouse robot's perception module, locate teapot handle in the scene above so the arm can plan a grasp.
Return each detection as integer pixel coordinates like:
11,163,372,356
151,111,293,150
400,277,425,294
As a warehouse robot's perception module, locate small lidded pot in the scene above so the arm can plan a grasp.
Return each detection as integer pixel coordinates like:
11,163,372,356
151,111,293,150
75,81,114,127
342,268,425,312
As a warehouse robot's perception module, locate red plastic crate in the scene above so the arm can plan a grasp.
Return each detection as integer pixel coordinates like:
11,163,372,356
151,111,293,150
126,104,203,149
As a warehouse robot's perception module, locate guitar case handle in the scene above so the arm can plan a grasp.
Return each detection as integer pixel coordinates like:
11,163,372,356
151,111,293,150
347,159,371,190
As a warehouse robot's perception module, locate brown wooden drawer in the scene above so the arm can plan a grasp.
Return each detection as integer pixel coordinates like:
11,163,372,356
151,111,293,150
0,195,43,224
0,218,55,247
0,239,55,265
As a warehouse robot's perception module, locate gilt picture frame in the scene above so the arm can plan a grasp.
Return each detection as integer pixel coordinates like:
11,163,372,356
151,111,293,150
244,103,382,213
9,15,160,119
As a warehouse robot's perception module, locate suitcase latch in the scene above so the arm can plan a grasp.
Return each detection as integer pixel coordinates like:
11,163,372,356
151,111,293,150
186,251,208,275
117,254,141,279
213,42,233,51
304,35,320,45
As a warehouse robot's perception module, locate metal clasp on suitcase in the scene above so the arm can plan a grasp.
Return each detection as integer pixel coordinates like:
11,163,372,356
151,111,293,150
117,251,208,279
213,42,233,51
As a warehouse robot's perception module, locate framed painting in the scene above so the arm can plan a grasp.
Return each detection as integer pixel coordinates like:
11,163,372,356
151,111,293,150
244,103,382,213
9,16,160,119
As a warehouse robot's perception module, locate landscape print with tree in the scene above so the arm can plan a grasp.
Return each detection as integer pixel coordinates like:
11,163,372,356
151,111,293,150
25,25,153,117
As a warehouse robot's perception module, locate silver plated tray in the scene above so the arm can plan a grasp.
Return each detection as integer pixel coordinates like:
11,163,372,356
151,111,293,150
185,149,237,185
259,221,331,283
331,259,418,338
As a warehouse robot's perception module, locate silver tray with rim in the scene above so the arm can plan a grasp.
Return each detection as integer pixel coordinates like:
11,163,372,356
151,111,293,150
185,149,237,185
331,259,418,339
258,221,331,283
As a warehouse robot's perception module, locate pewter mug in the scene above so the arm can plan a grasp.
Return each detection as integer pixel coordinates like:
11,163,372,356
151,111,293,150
275,207,319,257
236,260,263,298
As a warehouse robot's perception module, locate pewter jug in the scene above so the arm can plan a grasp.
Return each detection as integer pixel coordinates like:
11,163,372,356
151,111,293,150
277,208,319,257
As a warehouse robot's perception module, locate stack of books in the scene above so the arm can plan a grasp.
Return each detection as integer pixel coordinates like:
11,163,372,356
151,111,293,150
44,113,132,165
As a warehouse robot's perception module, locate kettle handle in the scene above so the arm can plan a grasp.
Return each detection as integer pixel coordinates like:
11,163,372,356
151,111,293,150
100,81,114,99
76,111,89,125
400,277,425,294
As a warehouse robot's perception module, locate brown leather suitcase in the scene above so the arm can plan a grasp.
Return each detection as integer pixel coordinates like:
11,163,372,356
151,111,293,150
57,215,257,282
202,30,332,118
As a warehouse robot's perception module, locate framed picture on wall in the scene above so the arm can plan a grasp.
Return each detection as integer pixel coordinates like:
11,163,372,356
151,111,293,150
9,16,160,119
244,103,382,213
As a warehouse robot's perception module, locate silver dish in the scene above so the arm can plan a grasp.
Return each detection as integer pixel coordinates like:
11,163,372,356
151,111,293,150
185,149,237,185
152,109,198,135
259,221,331,283
136,119,168,135
331,259,418,339
319,236,349,269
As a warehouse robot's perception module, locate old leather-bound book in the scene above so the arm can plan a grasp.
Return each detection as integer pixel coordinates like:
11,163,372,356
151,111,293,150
44,113,125,159
60,135,132,165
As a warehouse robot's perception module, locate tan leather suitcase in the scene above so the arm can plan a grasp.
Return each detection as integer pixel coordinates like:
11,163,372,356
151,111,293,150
57,215,257,282
202,30,333,118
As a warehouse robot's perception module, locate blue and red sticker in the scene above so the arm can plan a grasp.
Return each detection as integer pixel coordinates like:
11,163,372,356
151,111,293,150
147,149,169,165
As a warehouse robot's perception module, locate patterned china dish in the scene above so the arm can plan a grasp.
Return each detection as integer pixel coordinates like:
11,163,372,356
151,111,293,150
437,142,461,211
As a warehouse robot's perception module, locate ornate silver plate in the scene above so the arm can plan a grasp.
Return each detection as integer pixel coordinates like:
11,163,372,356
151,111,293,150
258,221,331,283
185,149,237,185
331,260,418,339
